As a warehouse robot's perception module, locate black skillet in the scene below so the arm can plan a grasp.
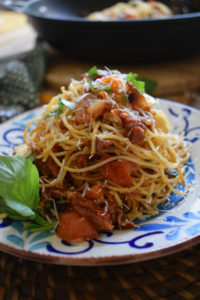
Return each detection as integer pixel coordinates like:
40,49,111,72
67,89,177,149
2,0,200,63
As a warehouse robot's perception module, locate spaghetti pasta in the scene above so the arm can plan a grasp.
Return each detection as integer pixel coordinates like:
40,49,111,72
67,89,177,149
19,67,189,243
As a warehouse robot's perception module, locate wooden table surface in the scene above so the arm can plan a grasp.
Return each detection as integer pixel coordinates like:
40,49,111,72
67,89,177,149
44,54,200,106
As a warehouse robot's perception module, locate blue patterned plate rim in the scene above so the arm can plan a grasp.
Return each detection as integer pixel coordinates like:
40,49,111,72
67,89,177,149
0,99,200,266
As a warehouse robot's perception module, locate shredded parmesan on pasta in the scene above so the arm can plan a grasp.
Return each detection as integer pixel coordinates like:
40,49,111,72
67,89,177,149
21,68,190,224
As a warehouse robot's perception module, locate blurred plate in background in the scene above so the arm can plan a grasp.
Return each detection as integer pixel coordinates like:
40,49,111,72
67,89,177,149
2,0,200,63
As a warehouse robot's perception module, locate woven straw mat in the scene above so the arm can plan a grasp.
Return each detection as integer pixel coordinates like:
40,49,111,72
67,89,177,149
0,244,200,300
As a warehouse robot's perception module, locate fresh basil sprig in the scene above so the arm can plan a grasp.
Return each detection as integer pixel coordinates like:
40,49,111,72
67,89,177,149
0,156,57,232
88,66,112,93
126,72,145,94
23,212,58,232
26,151,35,162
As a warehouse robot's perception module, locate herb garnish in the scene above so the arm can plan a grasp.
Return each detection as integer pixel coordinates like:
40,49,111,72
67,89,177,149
88,66,112,93
45,98,75,118
126,72,145,94
122,94,128,104
88,66,98,80
23,212,58,232
0,156,57,232
138,77,157,95
26,151,35,162
45,98,64,118
60,98,76,110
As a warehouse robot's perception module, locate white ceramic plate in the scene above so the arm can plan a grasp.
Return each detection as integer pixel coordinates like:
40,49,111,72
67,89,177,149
0,99,200,266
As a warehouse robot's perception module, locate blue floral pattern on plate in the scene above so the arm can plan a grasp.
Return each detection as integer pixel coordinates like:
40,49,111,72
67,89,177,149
0,100,200,265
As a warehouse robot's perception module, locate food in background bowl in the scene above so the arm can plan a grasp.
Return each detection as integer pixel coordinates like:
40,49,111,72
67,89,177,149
87,0,172,20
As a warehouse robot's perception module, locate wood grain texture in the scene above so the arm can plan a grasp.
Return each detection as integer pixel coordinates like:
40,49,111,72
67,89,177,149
45,55,200,103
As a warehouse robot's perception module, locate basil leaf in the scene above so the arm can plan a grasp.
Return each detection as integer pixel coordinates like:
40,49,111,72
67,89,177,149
45,98,63,118
34,211,53,226
126,72,145,94
0,156,40,220
60,98,75,110
23,213,58,232
0,201,35,221
26,151,35,162
23,222,57,232
88,66,98,80
0,155,58,232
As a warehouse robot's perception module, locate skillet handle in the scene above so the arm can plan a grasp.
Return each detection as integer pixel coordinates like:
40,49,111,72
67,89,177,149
2,0,28,12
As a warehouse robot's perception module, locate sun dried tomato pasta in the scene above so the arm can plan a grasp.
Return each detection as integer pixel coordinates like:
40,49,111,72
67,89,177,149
18,67,189,243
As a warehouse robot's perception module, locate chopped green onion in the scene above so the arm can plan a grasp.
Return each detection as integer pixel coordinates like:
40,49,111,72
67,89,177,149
45,97,75,118
45,98,63,118
103,87,112,93
88,66,112,93
89,79,100,92
60,98,75,110
89,79,112,93
88,66,98,80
